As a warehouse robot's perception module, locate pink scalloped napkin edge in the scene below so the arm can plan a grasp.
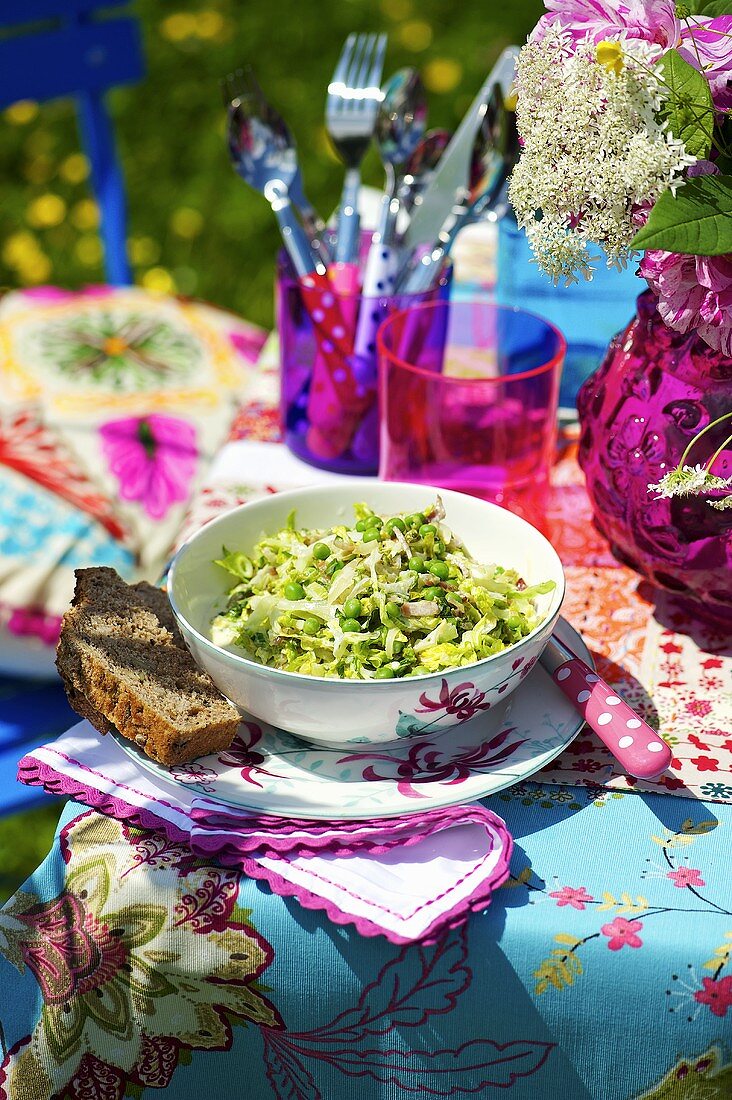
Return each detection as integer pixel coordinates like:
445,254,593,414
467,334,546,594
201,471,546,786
17,721,512,945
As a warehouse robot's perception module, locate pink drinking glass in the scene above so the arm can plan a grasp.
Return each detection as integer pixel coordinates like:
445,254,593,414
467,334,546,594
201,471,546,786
378,300,566,532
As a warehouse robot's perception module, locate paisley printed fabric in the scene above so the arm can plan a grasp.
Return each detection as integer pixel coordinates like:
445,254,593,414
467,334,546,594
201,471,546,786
0,286,266,644
0,812,281,1099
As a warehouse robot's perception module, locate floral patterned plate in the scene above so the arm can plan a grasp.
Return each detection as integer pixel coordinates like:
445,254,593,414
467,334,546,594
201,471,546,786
112,618,592,819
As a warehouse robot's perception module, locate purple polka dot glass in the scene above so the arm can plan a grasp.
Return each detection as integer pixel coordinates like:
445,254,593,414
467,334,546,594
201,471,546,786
577,291,732,625
278,244,451,476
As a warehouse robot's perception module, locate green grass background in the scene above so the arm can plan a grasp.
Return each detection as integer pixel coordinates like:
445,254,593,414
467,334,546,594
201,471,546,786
0,0,543,904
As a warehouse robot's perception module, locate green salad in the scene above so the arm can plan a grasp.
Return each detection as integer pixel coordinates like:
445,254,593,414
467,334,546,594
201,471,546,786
211,500,555,680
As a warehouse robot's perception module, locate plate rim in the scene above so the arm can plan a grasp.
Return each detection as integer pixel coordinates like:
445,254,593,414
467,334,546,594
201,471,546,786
111,617,593,820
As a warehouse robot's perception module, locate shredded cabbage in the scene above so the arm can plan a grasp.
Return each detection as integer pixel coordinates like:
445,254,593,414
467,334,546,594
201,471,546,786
211,500,555,680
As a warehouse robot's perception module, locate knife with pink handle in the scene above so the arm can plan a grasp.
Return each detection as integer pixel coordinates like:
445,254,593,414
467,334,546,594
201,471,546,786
540,634,672,779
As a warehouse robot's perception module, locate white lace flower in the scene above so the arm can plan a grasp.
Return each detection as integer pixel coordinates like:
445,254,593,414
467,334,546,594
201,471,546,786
648,464,732,498
508,27,696,284
708,495,732,511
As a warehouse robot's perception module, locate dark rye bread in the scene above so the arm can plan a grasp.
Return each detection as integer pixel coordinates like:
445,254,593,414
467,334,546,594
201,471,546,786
56,567,240,766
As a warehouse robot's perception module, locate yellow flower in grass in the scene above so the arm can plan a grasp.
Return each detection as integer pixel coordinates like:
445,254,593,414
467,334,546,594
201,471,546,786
423,59,462,94
399,20,432,52
75,236,103,265
380,0,412,18
5,100,38,125
141,266,176,294
129,236,160,264
71,199,100,230
596,40,624,76
60,153,90,184
170,207,203,238
195,11,228,39
2,231,39,266
27,194,66,228
160,13,196,41
18,252,52,284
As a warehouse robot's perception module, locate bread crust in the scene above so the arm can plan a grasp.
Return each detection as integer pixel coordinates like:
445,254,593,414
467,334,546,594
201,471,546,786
57,568,240,766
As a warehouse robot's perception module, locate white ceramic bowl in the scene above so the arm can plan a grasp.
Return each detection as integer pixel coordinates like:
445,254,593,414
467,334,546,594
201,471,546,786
168,483,565,749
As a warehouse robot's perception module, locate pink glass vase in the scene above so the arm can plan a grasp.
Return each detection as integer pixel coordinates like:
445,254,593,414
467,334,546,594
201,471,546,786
577,291,732,626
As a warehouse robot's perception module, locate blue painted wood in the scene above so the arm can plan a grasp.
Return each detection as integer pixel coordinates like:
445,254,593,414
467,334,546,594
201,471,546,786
0,6,143,285
77,91,132,284
0,1,129,27
0,676,76,815
0,21,143,107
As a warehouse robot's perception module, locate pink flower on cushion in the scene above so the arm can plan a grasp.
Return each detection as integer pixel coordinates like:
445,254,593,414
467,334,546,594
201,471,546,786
601,916,644,950
640,250,732,358
549,886,594,910
532,1,680,49
667,867,705,889
99,414,198,520
694,976,732,1018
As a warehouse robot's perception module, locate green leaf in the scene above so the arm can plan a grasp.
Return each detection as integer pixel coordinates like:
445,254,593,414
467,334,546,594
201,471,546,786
694,1,732,14
631,175,732,255
660,50,714,159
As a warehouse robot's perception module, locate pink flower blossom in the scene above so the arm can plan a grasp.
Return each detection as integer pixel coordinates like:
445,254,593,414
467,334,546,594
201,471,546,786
99,414,198,520
686,699,713,718
549,886,594,910
679,17,732,111
640,250,732,358
601,916,644,950
666,866,705,889
533,1,680,49
694,975,732,1018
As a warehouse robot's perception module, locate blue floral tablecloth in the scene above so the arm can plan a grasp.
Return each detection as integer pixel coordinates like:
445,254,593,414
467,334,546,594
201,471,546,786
1,779,731,1099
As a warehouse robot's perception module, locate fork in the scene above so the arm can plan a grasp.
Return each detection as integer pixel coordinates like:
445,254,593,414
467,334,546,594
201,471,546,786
327,32,387,273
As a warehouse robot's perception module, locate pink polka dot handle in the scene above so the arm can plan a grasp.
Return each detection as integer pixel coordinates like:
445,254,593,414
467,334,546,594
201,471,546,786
553,659,672,779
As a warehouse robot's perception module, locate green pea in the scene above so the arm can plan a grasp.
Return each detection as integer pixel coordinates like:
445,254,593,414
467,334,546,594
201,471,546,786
302,617,321,635
419,523,437,537
386,600,402,619
329,559,345,574
385,517,406,534
406,511,427,529
375,666,395,679
284,581,305,600
355,519,369,532
341,618,361,632
428,560,450,581
362,527,380,543
409,555,427,573
422,585,443,601
312,542,330,560
343,597,363,619
366,515,383,529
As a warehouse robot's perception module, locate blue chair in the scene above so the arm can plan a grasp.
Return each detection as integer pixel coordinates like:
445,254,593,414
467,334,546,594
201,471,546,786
0,0,145,284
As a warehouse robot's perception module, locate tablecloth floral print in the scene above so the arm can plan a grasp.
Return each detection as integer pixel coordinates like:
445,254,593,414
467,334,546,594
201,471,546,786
1,782,731,1099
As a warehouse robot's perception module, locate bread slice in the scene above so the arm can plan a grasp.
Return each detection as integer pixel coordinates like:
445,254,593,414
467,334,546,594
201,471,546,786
56,567,240,766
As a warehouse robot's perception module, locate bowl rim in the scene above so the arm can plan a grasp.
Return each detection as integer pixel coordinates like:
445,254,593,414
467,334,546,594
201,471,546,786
167,482,566,688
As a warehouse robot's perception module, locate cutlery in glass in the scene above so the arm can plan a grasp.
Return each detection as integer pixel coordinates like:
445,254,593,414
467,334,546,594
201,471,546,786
403,46,519,251
326,32,387,276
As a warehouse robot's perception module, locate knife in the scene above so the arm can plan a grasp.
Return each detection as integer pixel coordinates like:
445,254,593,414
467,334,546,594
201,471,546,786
540,634,673,780
403,46,519,251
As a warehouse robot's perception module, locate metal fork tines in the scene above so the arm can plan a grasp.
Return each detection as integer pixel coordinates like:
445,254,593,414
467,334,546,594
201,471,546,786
327,32,387,265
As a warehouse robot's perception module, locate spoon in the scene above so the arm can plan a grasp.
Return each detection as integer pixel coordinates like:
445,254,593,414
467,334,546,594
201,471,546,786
396,89,519,294
398,128,452,217
353,68,427,363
